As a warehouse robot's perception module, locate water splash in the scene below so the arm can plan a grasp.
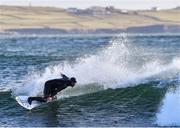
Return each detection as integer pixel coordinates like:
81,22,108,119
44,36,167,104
156,80,180,126
13,34,180,98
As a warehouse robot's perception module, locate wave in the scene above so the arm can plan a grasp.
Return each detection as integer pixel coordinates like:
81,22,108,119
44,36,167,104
2,82,166,111
10,34,180,126
1,81,178,126
12,34,180,97
1,33,178,126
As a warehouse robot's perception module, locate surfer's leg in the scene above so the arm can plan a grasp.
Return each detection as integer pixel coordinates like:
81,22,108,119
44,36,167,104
28,97,47,105
43,82,51,98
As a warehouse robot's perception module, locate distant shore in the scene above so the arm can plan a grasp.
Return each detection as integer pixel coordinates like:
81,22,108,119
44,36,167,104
1,24,180,35
1,5,180,35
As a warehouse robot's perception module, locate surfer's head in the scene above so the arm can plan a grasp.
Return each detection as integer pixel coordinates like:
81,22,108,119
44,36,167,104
69,77,77,87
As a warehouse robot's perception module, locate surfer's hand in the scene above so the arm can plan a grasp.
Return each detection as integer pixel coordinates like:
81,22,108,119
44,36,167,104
60,73,64,77
47,96,53,102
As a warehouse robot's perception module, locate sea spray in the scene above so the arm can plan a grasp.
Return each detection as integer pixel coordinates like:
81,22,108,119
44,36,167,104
1,33,180,126
13,34,180,98
13,34,138,96
156,81,180,126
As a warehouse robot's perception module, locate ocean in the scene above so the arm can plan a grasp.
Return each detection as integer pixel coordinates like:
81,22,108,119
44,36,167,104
0,33,180,126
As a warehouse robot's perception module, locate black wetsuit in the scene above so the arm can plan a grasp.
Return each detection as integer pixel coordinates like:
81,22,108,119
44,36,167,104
28,75,70,104
43,78,71,98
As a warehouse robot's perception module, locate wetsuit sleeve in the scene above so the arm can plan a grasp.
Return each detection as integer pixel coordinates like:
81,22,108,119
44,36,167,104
61,73,69,80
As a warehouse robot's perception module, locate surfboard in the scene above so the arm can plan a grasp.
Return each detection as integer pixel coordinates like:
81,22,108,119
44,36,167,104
15,95,58,110
15,96,42,110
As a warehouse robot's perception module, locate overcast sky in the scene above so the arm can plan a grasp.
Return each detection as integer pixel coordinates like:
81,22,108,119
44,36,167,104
1,0,180,10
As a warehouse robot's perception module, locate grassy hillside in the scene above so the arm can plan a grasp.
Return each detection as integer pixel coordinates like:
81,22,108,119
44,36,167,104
138,9,180,23
0,6,180,31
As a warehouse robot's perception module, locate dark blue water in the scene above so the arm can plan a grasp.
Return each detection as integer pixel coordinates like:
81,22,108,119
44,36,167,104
0,34,180,126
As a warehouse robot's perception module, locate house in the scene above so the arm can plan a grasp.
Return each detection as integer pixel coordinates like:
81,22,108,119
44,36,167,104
66,8,79,13
151,7,160,11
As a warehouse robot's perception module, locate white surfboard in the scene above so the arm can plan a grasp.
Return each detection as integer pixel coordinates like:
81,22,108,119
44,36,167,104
15,96,43,110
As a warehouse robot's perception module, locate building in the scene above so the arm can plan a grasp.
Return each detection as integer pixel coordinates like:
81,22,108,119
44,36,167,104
66,8,79,13
151,7,160,11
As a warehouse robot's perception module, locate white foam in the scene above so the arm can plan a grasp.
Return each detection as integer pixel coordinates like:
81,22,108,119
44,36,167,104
13,34,180,98
156,58,180,126
11,33,180,126
156,84,180,126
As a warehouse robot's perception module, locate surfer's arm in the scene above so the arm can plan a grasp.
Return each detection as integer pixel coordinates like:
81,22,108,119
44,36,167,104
60,73,69,80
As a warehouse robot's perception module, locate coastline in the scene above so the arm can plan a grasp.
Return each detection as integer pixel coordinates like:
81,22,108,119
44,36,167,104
1,24,180,35
1,5,180,35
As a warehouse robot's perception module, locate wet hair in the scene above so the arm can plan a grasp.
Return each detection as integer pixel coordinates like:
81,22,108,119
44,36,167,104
70,77,77,83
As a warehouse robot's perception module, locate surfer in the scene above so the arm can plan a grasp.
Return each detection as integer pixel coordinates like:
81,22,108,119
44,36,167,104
27,73,77,105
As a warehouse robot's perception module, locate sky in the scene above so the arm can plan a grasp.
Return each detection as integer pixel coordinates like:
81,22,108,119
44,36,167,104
0,0,180,10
